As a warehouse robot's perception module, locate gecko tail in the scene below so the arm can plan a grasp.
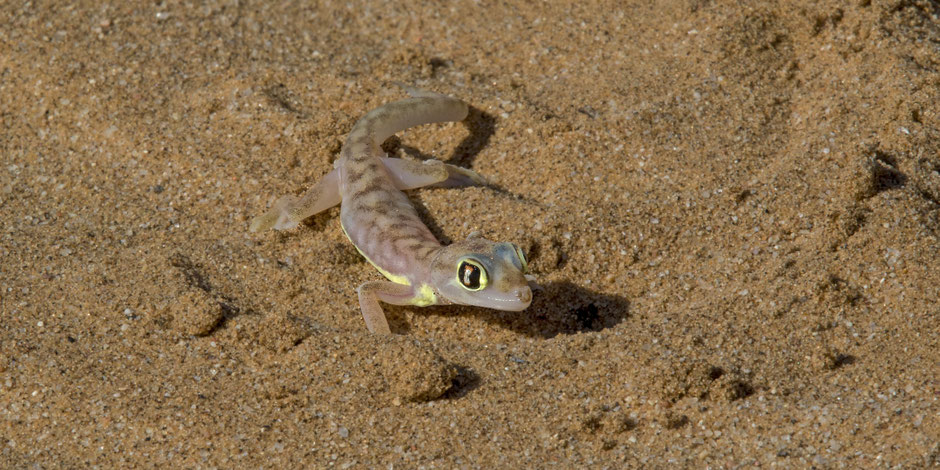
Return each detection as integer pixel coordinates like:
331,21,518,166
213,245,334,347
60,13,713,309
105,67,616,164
249,195,300,232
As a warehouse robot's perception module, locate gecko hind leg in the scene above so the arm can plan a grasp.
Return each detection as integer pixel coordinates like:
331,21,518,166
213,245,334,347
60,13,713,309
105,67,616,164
250,168,341,232
357,280,419,334
382,157,486,190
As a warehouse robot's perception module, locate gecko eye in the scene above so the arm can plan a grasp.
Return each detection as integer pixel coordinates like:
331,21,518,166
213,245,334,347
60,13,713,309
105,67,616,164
512,244,528,273
457,259,487,291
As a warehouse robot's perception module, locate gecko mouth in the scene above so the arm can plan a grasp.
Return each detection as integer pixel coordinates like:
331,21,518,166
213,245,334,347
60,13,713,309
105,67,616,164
483,287,532,311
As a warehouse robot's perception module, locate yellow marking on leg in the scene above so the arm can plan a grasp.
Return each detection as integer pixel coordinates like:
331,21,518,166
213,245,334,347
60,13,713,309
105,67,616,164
340,225,438,306
411,284,437,307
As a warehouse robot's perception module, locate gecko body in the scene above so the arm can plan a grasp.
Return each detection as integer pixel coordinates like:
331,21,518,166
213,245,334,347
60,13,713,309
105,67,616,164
251,86,532,333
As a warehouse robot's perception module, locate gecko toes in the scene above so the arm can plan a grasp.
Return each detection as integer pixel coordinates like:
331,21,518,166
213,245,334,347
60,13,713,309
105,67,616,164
251,196,301,232
249,213,275,232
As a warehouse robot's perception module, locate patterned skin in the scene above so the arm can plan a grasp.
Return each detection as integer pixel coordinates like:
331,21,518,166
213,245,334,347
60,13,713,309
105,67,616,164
250,86,532,334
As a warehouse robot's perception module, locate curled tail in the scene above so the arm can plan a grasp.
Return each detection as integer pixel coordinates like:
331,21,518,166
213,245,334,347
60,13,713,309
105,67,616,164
349,85,469,148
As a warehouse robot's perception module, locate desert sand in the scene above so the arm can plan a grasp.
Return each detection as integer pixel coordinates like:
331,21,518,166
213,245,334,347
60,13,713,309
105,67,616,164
1,0,938,467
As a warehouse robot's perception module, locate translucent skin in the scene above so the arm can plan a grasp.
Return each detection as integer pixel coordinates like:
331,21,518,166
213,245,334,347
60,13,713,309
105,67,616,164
251,86,532,333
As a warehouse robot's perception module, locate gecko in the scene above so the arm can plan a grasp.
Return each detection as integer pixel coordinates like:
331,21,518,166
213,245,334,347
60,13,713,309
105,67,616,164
250,85,533,334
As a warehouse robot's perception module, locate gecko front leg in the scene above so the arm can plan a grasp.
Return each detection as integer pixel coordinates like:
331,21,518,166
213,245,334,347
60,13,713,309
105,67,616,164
356,280,423,334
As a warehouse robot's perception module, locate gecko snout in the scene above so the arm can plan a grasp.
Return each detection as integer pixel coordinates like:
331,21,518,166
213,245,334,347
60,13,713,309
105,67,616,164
516,287,533,305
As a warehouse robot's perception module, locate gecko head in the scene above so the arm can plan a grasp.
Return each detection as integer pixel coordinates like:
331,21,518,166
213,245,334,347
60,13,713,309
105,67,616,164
429,235,533,311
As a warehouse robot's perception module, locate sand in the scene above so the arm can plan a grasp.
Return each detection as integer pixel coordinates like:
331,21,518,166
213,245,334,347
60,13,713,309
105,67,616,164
1,0,938,467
